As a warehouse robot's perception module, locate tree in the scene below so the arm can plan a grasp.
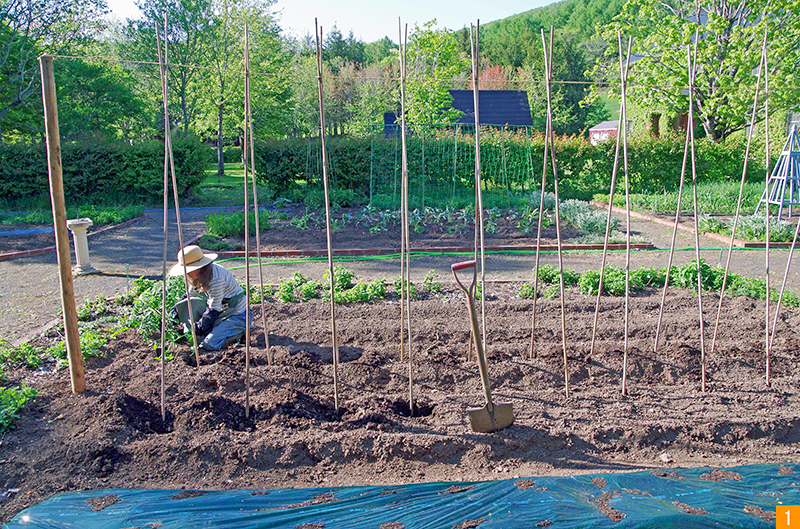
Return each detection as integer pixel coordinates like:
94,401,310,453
55,57,148,141
128,0,215,133
594,0,800,142
0,0,108,142
518,31,598,134
404,20,468,127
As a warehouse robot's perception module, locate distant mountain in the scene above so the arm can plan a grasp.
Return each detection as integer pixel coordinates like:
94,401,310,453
455,0,627,68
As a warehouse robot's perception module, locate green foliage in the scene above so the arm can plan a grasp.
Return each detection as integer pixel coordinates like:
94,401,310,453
331,279,387,304
0,384,36,433
77,296,109,322
577,264,665,296
392,277,417,299
0,340,43,370
324,265,356,292
204,209,272,238
278,272,321,303
422,270,442,294
46,326,125,368
248,284,276,304
194,234,233,252
594,0,800,142
0,204,143,226
0,135,210,204
405,20,468,127
124,276,186,344
734,214,795,243
533,264,579,286
559,199,618,234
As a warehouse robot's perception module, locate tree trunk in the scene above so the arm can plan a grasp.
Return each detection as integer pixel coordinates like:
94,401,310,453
217,103,225,178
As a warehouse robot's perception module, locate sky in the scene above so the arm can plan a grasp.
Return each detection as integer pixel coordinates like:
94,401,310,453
104,0,553,43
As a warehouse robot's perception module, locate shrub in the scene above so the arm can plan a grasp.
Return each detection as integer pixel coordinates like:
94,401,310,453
0,134,209,205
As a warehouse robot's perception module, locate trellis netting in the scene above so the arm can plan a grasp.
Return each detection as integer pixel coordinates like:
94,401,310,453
5,463,795,528
261,124,549,210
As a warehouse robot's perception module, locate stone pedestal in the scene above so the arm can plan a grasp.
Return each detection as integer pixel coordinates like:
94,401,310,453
66,218,98,275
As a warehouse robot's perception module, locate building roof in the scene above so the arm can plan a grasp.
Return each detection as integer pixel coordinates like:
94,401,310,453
589,120,619,132
448,90,532,127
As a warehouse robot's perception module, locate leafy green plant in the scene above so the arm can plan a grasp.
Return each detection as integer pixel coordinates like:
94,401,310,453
0,340,43,370
278,272,320,302
204,210,272,238
422,270,442,294
77,296,109,322
534,264,579,286
124,275,186,344
248,284,276,304
46,326,125,369
324,265,356,292
392,277,417,299
0,384,36,433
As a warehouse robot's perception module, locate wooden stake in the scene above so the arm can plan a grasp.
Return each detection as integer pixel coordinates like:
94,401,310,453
39,55,85,394
398,19,414,415
589,33,630,358
762,33,771,385
541,28,569,399
685,34,707,392
470,21,489,372
156,20,200,368
619,34,632,397
315,20,341,410
709,31,768,367
243,24,252,418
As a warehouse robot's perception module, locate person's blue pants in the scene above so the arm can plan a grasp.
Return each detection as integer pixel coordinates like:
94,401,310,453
201,311,250,351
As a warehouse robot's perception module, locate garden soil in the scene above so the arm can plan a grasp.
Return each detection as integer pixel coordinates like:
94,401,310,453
1,208,800,522
2,287,800,522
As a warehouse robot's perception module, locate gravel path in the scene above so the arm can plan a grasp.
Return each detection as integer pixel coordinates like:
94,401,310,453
1,208,797,345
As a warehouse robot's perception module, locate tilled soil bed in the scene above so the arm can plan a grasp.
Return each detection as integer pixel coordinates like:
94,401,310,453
1,285,799,522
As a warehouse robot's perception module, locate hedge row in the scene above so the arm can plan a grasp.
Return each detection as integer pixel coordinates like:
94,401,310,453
253,130,765,200
0,134,210,204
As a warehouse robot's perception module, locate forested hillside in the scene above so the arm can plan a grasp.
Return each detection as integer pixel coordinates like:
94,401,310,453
455,0,627,68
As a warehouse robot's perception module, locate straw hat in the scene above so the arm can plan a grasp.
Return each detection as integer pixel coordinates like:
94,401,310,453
168,245,218,276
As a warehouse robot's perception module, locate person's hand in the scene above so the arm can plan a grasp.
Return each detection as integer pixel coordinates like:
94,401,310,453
194,307,220,335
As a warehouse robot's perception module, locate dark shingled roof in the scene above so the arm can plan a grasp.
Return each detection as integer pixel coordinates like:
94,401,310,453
384,90,533,128
449,90,532,127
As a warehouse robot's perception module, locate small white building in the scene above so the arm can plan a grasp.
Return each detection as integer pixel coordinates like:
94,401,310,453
589,120,619,146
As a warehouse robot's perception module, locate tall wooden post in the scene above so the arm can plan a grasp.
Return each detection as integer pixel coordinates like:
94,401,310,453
40,55,85,393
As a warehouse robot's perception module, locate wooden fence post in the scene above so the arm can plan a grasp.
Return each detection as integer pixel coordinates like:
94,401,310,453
39,54,85,393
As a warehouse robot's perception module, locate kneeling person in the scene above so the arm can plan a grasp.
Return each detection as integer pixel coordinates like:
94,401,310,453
169,245,248,351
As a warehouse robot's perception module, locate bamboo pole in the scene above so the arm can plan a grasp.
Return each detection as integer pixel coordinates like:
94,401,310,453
242,24,253,418
469,22,488,366
39,55,85,394
158,42,170,421
156,20,200,368
541,27,570,398
762,34,771,385
709,31,767,367
398,19,414,415
684,34,707,392
619,34,632,396
244,27,272,368
528,104,551,359
589,33,630,357
315,20,341,410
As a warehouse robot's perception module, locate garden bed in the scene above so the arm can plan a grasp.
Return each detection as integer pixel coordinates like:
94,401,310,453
1,284,799,522
199,203,643,254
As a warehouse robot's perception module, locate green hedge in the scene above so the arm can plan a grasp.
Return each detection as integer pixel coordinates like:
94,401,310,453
253,129,765,202
0,134,210,204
